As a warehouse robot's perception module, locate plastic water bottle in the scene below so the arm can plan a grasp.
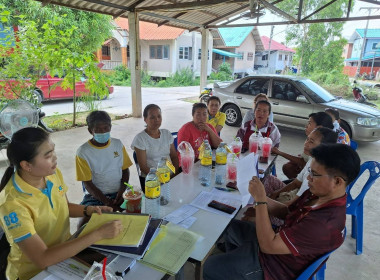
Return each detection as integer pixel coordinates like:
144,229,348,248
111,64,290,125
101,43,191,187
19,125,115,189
215,142,227,185
157,157,171,205
144,168,160,218
199,140,212,186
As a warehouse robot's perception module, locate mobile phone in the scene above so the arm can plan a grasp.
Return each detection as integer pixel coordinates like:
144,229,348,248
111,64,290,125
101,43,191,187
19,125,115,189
226,181,237,190
208,200,236,214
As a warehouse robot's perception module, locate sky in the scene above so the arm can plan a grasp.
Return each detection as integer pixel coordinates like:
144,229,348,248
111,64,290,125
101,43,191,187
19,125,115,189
233,1,380,46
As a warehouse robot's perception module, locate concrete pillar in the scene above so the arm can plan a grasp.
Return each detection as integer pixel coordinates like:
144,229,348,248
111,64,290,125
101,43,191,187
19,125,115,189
96,48,102,62
121,46,128,68
128,12,142,118
200,28,210,92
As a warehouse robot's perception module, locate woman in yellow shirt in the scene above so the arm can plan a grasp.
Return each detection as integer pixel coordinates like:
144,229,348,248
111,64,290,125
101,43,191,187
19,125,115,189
0,127,123,280
207,96,226,135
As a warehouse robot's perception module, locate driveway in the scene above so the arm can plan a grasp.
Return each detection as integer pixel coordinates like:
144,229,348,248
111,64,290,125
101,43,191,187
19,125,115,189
0,87,379,279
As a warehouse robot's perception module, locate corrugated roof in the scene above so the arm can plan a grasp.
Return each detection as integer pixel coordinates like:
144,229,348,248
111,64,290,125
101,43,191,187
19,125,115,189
356,29,380,38
345,53,380,61
261,36,295,52
115,18,184,40
218,27,254,47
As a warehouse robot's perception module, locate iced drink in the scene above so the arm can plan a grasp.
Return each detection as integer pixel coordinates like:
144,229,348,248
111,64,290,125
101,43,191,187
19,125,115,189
227,165,237,181
262,142,271,158
181,155,194,174
249,141,259,153
123,190,142,213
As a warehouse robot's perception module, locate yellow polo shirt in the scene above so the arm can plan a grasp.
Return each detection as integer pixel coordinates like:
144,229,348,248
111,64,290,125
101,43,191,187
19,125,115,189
207,111,226,129
0,168,70,280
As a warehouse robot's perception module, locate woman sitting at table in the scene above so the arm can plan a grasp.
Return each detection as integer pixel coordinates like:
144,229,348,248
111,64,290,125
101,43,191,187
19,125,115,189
0,127,122,280
236,100,281,153
131,104,179,179
177,103,222,160
241,93,274,125
206,96,226,135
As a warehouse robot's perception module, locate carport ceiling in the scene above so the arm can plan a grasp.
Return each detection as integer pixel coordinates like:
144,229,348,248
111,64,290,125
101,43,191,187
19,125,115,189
36,0,380,31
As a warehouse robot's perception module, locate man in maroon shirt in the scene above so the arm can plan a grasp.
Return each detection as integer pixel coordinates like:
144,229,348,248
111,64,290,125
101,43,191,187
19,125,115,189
203,144,360,280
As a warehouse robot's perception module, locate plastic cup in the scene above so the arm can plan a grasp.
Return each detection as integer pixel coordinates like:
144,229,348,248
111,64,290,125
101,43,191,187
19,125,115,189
123,190,142,213
232,145,241,157
249,141,259,154
227,165,237,181
181,155,194,174
262,143,271,158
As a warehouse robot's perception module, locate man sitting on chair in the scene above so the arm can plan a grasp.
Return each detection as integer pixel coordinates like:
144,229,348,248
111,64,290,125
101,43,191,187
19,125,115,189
203,144,360,280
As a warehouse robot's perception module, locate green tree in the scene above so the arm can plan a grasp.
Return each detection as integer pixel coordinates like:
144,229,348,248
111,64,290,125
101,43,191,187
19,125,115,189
278,0,350,74
0,0,112,52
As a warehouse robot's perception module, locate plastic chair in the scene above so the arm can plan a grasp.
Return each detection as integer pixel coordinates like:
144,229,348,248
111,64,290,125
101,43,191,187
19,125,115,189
346,161,380,255
297,228,346,280
350,140,358,151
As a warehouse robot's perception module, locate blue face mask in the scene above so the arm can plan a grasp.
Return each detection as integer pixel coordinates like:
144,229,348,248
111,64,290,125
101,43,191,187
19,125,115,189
93,132,110,144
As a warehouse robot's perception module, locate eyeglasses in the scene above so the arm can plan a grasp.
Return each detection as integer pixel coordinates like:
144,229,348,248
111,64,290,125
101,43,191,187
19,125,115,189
307,167,347,181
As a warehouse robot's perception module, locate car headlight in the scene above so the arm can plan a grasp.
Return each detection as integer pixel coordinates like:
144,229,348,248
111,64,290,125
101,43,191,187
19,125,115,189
357,117,379,126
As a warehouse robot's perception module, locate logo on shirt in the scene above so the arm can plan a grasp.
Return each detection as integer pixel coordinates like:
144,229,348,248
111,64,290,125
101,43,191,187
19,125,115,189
58,186,65,196
114,151,120,158
3,212,21,230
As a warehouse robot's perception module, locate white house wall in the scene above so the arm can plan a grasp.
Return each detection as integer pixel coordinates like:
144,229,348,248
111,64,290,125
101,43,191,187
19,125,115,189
140,39,174,77
234,34,256,73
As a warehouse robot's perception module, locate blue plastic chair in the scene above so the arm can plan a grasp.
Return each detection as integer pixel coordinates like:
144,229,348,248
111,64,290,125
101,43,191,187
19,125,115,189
172,132,178,150
346,161,380,255
350,140,358,151
297,228,346,280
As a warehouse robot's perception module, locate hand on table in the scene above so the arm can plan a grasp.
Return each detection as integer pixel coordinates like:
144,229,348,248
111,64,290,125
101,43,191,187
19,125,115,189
97,220,123,239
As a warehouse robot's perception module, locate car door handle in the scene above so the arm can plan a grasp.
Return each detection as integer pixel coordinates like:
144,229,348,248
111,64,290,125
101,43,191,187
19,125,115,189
236,96,242,99
272,102,279,105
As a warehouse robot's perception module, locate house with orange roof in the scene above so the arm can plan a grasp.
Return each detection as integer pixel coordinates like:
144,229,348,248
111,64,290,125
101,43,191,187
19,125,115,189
97,18,213,78
254,36,295,73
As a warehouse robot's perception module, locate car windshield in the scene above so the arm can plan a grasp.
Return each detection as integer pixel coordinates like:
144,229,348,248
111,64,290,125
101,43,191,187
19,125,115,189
295,79,336,103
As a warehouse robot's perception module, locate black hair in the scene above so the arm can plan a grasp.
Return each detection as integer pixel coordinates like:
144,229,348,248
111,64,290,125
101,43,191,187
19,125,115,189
143,104,161,118
311,144,360,185
309,112,333,129
192,103,207,116
314,127,338,144
207,96,221,105
325,108,340,120
86,110,111,131
255,100,271,114
0,127,50,191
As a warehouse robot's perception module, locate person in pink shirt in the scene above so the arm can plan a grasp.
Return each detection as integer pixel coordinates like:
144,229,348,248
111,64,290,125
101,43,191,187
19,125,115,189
177,103,222,161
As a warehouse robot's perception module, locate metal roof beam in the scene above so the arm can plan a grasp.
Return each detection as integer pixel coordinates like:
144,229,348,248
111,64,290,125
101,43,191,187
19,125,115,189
359,0,380,5
157,12,187,26
136,0,247,12
80,0,131,11
258,0,298,23
209,14,380,27
302,0,338,21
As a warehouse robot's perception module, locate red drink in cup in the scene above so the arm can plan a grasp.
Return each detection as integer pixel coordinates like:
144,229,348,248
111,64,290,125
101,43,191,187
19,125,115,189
227,165,237,181
262,143,271,158
249,141,259,153
123,190,142,213
181,155,194,174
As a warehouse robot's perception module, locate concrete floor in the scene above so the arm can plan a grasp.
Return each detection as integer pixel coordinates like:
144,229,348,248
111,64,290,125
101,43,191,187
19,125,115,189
0,87,379,279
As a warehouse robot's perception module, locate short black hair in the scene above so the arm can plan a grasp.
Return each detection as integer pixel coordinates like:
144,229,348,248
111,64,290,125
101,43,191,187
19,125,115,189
255,100,271,114
192,103,207,116
207,96,221,105
311,144,360,185
325,108,340,120
309,112,333,129
143,104,161,118
314,127,338,144
86,110,111,130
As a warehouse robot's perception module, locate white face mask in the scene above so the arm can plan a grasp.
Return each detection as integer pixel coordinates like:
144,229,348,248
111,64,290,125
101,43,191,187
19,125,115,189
333,120,340,132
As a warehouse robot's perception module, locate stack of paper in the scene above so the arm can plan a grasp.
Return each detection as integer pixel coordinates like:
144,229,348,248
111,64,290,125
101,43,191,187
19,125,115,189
92,219,162,259
140,223,200,275
78,213,150,247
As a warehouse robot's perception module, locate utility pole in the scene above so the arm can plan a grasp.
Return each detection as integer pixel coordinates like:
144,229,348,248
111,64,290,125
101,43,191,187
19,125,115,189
267,25,274,72
356,7,379,77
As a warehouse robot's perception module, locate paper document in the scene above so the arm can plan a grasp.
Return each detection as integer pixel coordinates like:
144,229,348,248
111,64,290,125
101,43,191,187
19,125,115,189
47,258,90,280
78,213,150,246
163,204,199,224
190,191,241,218
178,216,197,229
140,224,200,275
237,153,258,207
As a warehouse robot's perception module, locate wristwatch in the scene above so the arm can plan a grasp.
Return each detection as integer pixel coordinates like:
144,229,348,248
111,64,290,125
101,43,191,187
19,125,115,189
254,201,268,207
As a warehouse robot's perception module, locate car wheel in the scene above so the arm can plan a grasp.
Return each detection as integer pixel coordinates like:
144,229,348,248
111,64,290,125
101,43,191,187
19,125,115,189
31,90,43,105
340,120,352,139
223,104,242,127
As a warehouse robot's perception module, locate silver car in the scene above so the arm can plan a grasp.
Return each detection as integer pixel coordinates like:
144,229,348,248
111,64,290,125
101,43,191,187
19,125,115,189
213,75,380,142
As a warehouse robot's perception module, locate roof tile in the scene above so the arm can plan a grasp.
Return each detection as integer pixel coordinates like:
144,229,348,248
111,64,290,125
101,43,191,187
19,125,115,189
261,36,295,52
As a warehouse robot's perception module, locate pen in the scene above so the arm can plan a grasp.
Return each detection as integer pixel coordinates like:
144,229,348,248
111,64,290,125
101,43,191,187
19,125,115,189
215,186,236,192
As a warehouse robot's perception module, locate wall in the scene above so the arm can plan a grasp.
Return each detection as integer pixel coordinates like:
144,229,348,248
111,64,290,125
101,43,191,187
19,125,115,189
234,34,256,74
352,38,363,58
364,39,380,57
140,39,173,77
212,48,235,73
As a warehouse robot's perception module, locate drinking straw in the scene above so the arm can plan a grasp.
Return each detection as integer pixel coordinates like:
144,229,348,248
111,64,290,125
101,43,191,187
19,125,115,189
102,257,107,280
124,182,134,195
